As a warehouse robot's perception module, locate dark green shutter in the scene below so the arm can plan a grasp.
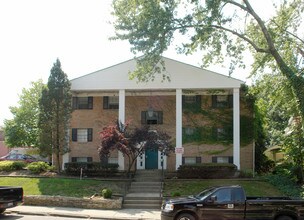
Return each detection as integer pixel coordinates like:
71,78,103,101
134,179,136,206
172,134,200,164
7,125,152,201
72,129,77,141
72,97,78,109
182,157,185,165
87,128,93,142
103,96,109,109
87,157,93,162
88,97,93,109
182,95,185,106
228,156,233,164
196,157,201,164
212,95,217,108
228,95,233,108
158,111,163,124
212,157,217,163
141,111,147,124
196,95,201,106
71,157,77,162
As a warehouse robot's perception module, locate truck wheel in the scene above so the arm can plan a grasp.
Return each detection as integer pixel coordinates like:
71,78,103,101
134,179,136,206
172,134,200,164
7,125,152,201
276,216,293,220
176,213,196,220
0,209,6,214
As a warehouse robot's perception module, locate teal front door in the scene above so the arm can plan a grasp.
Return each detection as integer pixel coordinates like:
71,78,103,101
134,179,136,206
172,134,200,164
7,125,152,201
145,149,158,169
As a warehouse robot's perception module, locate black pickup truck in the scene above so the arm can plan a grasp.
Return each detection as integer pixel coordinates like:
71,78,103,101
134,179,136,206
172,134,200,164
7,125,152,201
0,186,23,214
161,185,304,220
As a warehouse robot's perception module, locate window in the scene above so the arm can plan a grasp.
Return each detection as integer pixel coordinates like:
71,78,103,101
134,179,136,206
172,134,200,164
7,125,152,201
182,95,201,105
212,188,232,203
72,97,93,109
141,111,163,125
71,157,92,162
212,156,233,164
212,95,233,108
182,157,201,165
108,157,118,164
103,96,119,109
72,128,93,142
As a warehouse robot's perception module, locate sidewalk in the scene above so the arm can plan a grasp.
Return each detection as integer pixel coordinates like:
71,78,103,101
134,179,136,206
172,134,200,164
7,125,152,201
7,205,161,220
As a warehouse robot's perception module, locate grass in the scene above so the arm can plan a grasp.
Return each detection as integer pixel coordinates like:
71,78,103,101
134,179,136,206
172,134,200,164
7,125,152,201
0,177,127,198
0,176,284,198
163,179,283,197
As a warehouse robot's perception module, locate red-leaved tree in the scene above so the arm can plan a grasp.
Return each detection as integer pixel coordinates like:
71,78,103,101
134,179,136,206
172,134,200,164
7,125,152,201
98,121,173,175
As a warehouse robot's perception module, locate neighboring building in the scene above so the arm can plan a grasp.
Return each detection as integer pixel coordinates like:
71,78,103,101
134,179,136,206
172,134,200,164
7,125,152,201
66,57,254,172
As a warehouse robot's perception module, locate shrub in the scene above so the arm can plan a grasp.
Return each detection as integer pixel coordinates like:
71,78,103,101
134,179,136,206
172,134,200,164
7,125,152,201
177,163,237,179
27,161,53,174
101,188,112,199
0,161,26,171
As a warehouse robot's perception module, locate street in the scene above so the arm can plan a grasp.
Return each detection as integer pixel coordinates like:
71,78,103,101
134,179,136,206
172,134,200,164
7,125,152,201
1,213,92,220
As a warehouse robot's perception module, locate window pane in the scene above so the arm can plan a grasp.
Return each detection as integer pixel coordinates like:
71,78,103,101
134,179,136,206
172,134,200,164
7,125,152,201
184,95,196,104
78,97,89,109
217,157,229,163
185,157,196,164
77,129,88,142
76,157,88,162
108,157,118,164
108,96,119,109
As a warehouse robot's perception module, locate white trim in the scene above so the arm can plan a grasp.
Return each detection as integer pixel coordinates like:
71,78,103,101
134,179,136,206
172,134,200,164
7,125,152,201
175,89,183,170
233,88,240,169
118,89,125,170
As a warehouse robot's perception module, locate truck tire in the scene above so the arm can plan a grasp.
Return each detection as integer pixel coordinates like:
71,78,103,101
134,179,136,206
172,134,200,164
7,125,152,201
0,209,6,214
276,216,293,220
176,213,196,220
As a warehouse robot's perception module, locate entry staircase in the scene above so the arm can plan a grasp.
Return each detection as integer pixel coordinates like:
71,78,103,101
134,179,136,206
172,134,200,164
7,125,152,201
123,170,163,209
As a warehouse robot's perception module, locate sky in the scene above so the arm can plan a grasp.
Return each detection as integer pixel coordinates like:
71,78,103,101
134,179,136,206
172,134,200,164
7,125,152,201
0,0,274,126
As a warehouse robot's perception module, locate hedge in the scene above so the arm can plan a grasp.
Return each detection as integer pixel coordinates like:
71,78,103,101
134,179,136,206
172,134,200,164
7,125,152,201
64,162,119,177
177,163,237,179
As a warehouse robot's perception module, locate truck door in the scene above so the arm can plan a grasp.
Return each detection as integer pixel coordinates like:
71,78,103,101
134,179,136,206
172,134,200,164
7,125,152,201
200,188,245,220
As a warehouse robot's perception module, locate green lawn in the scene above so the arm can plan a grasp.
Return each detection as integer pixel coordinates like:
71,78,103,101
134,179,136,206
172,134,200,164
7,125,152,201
0,176,283,198
0,177,127,197
163,179,283,197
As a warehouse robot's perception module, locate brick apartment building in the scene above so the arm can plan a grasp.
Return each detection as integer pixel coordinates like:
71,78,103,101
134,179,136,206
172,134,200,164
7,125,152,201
66,57,254,172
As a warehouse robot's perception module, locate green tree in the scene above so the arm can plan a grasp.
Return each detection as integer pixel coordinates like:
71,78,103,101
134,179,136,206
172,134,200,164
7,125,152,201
111,0,304,129
38,59,72,173
4,80,45,148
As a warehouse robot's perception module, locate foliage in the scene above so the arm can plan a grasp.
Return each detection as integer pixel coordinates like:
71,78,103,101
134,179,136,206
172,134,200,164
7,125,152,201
38,59,72,173
177,163,237,179
98,120,173,174
64,162,119,177
27,161,54,174
101,188,113,199
112,0,304,176
3,80,45,148
0,161,26,171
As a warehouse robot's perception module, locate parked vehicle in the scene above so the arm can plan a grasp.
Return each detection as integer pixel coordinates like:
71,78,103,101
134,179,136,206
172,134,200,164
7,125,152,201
161,185,304,220
0,153,38,163
0,186,23,214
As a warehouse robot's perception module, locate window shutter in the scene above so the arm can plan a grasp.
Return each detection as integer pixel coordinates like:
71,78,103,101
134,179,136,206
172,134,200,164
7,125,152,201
182,95,185,106
196,95,201,106
71,157,77,162
196,157,201,164
158,111,163,124
88,97,93,109
87,128,93,142
212,95,217,108
103,96,109,109
87,157,93,162
72,97,78,109
141,111,147,124
212,157,217,163
228,156,233,164
228,95,233,108
182,157,185,165
72,129,77,142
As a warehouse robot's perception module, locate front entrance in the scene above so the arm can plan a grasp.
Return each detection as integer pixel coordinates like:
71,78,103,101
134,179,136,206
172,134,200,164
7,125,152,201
145,149,158,169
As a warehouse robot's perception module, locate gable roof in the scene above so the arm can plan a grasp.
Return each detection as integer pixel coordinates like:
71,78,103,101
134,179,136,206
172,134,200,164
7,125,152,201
71,57,243,91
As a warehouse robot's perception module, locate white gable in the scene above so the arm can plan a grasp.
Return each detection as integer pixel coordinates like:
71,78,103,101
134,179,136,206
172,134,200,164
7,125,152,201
71,57,243,91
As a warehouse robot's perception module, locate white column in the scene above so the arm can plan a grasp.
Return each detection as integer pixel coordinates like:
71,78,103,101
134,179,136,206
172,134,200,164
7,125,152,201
175,89,183,170
118,89,125,170
233,88,240,170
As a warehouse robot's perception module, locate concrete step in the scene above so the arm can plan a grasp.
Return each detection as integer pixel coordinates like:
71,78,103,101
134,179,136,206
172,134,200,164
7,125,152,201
130,182,162,187
129,188,160,193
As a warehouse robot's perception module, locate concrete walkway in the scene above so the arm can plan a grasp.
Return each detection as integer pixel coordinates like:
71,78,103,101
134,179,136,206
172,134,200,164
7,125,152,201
7,205,161,220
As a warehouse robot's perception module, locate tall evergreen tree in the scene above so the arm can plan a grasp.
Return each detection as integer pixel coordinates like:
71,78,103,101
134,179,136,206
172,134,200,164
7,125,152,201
38,59,72,172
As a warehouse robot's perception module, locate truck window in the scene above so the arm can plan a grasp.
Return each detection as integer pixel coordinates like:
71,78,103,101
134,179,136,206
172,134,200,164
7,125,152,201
212,188,232,203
